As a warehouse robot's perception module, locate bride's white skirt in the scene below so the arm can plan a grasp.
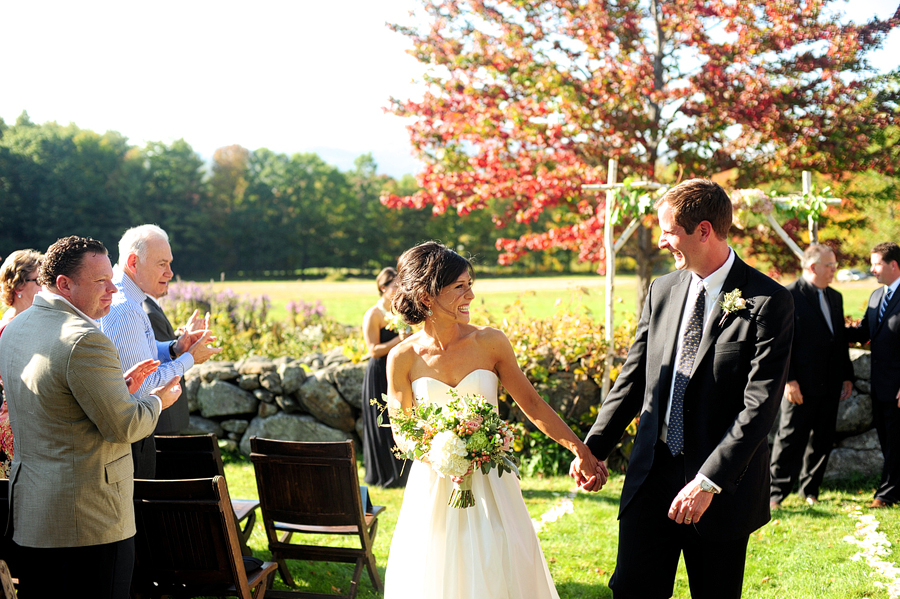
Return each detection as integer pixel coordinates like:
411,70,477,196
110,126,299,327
384,460,560,599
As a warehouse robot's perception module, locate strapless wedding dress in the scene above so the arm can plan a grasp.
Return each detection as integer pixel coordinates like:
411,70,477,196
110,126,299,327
383,369,560,599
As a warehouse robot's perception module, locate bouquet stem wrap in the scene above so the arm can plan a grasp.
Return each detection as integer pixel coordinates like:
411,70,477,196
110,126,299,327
448,474,475,509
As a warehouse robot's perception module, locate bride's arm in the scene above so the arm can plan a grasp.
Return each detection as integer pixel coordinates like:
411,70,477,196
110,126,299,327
489,329,608,488
386,341,419,456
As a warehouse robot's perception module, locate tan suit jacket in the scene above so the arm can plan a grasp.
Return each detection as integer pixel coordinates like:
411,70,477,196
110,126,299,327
0,294,160,548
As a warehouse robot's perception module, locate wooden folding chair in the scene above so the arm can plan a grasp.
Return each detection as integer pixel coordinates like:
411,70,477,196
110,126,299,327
153,434,259,552
249,437,385,599
131,476,277,599
0,560,14,599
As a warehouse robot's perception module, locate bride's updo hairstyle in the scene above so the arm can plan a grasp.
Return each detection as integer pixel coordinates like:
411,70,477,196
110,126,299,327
392,241,474,325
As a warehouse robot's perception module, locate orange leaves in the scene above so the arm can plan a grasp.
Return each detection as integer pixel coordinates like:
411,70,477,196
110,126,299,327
384,0,900,265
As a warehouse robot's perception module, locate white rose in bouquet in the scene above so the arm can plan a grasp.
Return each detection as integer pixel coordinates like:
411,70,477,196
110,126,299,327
428,431,470,478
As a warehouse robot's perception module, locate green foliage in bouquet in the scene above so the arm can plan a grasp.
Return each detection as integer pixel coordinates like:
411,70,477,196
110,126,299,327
385,389,520,480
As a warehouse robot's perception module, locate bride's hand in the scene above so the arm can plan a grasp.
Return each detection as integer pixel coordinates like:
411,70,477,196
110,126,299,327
570,446,608,492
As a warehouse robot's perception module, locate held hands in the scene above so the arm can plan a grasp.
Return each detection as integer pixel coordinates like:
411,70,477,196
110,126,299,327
569,447,609,492
152,376,183,410
124,359,160,394
667,477,715,525
784,380,803,405
840,380,853,401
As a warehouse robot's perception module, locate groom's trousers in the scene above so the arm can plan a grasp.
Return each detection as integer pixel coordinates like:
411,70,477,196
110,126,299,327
609,442,750,599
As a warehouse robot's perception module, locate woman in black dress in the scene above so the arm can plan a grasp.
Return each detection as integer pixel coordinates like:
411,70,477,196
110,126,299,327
361,267,410,488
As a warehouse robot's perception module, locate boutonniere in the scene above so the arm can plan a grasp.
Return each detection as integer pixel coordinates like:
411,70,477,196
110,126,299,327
718,289,748,326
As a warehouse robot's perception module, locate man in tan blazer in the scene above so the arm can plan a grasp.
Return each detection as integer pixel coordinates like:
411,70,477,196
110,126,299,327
0,236,181,599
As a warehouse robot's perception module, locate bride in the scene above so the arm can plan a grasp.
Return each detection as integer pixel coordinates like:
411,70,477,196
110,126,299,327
384,241,607,598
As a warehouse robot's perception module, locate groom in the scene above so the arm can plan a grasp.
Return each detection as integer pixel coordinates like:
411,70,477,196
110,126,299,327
574,179,793,598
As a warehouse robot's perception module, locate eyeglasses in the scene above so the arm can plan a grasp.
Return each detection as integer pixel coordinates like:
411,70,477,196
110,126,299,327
24,278,39,283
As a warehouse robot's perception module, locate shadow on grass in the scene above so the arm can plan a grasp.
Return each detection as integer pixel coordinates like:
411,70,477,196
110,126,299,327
521,488,623,508
555,580,614,599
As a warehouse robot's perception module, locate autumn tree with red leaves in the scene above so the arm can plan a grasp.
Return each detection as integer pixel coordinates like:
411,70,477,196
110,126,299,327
383,0,900,309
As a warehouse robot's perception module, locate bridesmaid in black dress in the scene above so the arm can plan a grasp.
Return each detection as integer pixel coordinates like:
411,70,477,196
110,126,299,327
361,267,410,488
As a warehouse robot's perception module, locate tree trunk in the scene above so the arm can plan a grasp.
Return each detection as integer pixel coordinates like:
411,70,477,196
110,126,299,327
633,223,655,316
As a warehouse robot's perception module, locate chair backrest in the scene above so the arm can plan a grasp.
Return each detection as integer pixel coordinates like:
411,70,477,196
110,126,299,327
154,434,225,479
249,437,365,528
132,476,251,597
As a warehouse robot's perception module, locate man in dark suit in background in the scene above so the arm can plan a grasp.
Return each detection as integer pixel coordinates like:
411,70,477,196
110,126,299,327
847,241,900,508
574,179,793,599
143,292,190,436
770,244,854,508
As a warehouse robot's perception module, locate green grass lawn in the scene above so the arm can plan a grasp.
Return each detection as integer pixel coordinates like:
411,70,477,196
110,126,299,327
222,455,900,599
206,274,876,327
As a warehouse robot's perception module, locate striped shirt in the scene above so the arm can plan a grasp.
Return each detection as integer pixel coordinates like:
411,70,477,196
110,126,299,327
100,266,194,397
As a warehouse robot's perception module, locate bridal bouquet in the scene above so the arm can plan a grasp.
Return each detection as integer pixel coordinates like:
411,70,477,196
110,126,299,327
383,311,412,335
385,389,519,508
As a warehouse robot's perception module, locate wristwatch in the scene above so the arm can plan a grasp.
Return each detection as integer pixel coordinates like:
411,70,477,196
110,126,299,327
699,479,720,494
168,340,178,360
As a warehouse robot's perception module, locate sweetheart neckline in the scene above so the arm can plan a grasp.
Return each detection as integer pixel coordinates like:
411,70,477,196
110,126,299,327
410,368,497,389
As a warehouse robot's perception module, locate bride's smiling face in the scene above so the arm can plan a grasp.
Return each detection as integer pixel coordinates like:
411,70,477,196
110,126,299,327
432,272,474,323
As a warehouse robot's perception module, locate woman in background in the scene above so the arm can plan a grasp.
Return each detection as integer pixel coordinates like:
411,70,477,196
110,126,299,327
0,249,44,477
360,267,410,488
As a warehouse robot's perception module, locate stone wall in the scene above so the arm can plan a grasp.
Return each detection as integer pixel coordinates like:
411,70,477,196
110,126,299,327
181,348,366,455
823,348,882,481
180,348,607,457
183,347,880,481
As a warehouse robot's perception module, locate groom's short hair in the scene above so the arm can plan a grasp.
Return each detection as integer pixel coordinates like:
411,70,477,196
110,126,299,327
655,179,733,240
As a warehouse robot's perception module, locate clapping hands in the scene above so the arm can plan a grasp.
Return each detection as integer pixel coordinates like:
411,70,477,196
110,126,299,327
124,359,160,394
172,310,222,364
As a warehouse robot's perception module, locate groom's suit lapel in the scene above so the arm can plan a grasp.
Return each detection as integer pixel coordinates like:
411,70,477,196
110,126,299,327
690,257,749,378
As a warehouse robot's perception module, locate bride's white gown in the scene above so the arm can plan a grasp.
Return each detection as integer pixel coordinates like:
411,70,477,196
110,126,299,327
384,369,560,599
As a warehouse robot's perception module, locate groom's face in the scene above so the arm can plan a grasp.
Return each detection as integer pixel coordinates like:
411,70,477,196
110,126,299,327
657,201,702,273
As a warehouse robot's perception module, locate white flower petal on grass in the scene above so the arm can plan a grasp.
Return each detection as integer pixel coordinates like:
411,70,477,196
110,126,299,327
532,490,576,533
845,509,900,598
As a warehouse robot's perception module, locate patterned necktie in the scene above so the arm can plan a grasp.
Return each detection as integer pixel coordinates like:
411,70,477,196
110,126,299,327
880,287,893,323
818,289,833,334
669,281,705,456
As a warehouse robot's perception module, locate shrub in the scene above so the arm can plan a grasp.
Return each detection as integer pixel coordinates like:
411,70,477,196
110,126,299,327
161,282,351,361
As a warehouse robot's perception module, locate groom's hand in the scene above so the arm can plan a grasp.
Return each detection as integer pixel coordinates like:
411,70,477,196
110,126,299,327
668,478,714,525
569,456,608,492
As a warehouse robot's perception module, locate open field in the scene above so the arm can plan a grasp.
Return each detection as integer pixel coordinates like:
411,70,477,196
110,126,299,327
203,274,879,326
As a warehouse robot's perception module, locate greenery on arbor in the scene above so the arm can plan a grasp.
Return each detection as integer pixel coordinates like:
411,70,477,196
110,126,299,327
383,0,900,306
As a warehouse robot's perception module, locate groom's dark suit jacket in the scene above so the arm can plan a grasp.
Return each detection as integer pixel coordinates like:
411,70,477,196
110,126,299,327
586,256,793,539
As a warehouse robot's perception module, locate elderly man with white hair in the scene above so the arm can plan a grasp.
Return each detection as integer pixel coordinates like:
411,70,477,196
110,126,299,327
101,224,221,478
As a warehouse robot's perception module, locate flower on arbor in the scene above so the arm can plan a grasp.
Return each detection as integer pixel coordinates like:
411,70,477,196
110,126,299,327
730,189,775,229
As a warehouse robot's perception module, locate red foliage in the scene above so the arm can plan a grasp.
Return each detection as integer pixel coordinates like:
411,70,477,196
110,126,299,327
384,0,900,267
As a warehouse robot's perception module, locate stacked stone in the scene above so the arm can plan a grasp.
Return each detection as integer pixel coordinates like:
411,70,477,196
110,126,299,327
179,347,367,455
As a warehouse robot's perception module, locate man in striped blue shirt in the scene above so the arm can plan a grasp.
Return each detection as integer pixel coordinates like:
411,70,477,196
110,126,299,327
100,224,221,478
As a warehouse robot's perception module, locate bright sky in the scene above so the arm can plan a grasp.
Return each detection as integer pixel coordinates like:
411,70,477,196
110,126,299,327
1,0,897,178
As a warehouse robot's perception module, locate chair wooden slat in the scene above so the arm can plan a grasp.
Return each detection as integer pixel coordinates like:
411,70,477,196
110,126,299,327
249,437,385,599
152,434,260,552
132,476,277,599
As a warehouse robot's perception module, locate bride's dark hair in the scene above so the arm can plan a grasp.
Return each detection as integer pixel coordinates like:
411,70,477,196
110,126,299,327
392,241,474,325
